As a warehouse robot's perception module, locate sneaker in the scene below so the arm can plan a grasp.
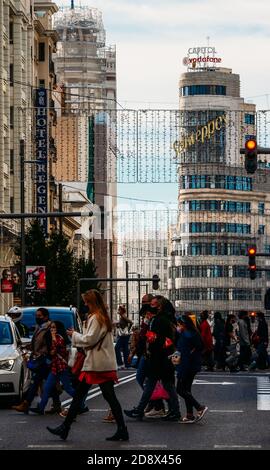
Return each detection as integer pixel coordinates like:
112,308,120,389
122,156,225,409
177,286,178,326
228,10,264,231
179,416,196,424
45,405,62,415
196,406,208,422
145,409,166,418
124,408,143,420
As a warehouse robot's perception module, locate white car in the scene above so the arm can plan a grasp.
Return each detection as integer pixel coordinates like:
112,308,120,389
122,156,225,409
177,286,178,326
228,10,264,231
0,315,31,401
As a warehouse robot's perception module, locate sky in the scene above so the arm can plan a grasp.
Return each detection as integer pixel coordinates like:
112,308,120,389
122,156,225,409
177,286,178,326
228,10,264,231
57,0,270,207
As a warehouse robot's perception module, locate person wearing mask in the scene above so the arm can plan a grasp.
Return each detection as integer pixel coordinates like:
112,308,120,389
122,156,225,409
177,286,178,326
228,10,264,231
224,314,239,372
124,296,180,421
174,315,208,423
199,311,214,371
7,306,29,338
114,305,133,370
12,308,54,413
238,311,252,371
29,321,75,415
254,311,269,369
47,289,128,442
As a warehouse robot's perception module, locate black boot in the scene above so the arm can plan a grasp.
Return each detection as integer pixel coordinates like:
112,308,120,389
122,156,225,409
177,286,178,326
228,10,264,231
46,423,70,440
106,426,129,441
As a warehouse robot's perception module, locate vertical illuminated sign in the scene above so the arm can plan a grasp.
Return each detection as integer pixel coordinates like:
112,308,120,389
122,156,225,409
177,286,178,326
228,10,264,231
36,88,48,235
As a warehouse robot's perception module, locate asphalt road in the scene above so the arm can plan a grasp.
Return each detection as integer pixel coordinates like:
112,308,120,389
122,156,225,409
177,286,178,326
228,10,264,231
0,370,270,451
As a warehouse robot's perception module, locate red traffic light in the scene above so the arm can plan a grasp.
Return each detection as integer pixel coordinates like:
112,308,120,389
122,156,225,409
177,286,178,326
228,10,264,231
245,139,257,151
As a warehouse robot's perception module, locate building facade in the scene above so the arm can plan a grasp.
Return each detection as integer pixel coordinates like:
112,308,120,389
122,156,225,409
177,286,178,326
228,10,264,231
0,0,58,310
168,60,270,315
52,5,117,290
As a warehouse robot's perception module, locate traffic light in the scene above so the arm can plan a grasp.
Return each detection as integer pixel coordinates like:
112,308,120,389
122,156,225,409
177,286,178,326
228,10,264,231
249,312,256,323
244,139,257,174
248,245,257,280
152,274,160,290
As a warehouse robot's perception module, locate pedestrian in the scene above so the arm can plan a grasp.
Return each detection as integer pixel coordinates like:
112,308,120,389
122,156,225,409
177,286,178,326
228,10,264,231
237,311,252,371
12,308,61,413
253,311,269,369
29,321,75,415
46,289,128,441
124,295,180,421
199,311,214,371
213,312,226,370
174,315,208,423
114,305,133,369
224,314,239,372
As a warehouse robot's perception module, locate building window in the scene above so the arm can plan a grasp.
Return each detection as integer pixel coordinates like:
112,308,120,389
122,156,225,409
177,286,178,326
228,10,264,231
9,22,13,44
10,149,14,173
38,43,45,62
258,225,265,235
258,202,265,215
9,64,14,86
10,107,14,128
10,197,14,213
245,114,255,125
181,85,226,96
39,79,45,88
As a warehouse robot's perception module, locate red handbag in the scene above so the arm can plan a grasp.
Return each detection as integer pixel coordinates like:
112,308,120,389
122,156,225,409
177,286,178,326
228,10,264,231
71,351,86,376
151,381,169,401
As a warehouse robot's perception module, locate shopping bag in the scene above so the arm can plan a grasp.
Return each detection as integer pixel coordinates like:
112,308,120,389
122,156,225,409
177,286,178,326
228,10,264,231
150,381,169,401
71,350,86,376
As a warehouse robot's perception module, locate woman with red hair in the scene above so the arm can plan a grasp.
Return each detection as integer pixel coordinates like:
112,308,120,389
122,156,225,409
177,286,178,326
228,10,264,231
46,289,128,442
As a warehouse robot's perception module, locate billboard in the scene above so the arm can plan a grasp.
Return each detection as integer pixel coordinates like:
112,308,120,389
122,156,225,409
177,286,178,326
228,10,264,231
26,266,46,291
0,268,13,293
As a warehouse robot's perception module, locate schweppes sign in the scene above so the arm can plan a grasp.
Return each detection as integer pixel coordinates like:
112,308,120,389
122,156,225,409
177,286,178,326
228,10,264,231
173,113,227,156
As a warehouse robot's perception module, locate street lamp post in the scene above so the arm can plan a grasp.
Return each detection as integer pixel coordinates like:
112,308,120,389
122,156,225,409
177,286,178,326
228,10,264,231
20,140,26,306
125,261,129,317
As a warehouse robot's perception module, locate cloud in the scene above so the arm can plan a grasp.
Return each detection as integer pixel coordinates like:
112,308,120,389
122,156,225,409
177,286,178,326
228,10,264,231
57,1,270,108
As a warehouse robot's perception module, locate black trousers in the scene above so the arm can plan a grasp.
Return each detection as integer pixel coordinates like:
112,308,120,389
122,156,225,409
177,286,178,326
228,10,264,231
64,379,125,429
176,372,202,416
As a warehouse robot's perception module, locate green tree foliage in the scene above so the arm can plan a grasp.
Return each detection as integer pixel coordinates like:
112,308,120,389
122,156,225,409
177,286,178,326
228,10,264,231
16,221,99,307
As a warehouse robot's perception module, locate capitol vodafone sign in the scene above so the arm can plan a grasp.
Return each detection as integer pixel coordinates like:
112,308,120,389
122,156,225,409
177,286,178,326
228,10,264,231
183,46,222,67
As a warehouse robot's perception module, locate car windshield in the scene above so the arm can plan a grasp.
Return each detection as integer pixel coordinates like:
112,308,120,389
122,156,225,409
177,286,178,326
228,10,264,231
0,322,13,345
22,309,76,336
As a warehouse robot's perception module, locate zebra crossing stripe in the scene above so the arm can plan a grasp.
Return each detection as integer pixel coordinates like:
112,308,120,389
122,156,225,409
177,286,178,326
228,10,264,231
257,376,270,410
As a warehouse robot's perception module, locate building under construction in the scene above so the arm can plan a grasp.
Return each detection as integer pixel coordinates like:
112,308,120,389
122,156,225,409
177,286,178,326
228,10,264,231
52,3,117,307
53,4,116,112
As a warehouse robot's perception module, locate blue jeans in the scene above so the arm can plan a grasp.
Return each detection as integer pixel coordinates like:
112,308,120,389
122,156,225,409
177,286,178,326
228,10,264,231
136,356,146,389
115,335,130,367
38,369,75,412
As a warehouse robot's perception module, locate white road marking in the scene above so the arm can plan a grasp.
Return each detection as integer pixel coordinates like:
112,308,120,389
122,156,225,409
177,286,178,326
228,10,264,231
257,376,270,410
27,444,70,448
214,445,262,449
195,380,235,385
121,445,168,449
209,410,243,413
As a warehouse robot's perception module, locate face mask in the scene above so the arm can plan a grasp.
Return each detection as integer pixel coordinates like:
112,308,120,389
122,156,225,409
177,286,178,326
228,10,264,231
36,318,45,326
139,304,149,316
149,306,158,314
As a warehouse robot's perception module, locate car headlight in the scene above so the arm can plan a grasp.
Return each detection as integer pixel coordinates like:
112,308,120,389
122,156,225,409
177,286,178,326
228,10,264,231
0,359,15,371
